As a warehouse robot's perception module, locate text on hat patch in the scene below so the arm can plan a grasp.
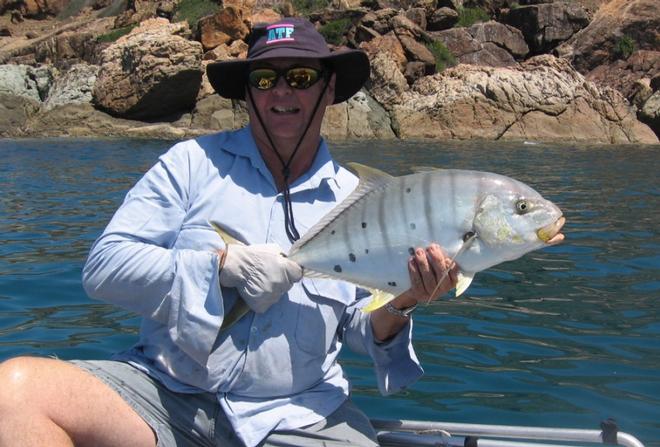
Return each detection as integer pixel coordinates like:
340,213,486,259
266,24,295,44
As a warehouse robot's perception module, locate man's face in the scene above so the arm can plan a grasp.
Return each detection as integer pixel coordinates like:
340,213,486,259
246,58,336,144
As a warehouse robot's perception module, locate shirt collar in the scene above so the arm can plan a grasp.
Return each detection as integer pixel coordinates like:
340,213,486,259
222,126,342,195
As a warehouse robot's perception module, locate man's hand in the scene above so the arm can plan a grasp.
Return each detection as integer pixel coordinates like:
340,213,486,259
371,244,459,342
405,243,459,304
219,244,303,313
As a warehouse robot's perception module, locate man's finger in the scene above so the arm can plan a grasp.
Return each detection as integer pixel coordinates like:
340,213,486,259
415,247,437,295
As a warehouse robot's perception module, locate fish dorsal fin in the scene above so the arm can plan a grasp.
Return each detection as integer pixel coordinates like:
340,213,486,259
290,163,394,257
410,165,442,173
346,162,394,186
209,220,245,246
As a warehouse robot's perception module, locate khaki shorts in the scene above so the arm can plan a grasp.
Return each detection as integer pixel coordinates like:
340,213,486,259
71,360,378,447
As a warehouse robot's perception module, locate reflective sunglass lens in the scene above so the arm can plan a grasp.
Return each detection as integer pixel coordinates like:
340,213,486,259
285,68,319,89
249,67,322,91
249,69,278,90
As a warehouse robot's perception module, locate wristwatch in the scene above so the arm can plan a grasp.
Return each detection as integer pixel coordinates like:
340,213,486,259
385,302,418,318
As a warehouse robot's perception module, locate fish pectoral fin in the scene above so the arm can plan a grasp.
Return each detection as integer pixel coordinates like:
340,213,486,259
455,272,474,297
220,298,251,331
360,288,397,313
209,220,245,246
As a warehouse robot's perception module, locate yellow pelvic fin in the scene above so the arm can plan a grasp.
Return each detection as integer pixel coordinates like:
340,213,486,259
455,272,474,297
209,220,245,246
360,288,397,313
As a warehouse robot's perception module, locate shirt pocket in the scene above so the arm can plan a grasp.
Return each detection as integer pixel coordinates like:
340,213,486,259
294,278,356,356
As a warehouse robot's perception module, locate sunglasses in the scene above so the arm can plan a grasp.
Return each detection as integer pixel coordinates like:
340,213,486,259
248,66,325,91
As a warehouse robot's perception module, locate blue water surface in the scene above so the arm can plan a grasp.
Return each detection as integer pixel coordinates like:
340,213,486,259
1,138,658,445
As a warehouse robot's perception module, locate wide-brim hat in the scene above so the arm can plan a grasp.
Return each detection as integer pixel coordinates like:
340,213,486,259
206,17,370,104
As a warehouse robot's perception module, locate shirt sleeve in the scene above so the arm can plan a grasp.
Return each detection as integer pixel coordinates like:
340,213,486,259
82,141,224,365
339,296,424,396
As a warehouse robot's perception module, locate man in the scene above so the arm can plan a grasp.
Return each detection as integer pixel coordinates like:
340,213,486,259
0,18,457,447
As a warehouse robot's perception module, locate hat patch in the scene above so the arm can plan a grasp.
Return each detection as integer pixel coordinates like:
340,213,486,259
266,24,295,44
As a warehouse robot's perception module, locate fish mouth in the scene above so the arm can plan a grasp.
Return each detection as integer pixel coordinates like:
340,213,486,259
537,216,565,243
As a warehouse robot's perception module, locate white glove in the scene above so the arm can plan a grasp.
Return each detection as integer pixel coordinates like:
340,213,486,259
219,243,303,313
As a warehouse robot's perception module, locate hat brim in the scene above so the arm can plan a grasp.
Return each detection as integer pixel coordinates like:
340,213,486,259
206,49,370,104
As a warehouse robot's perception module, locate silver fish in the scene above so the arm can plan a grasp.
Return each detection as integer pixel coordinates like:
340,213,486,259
213,163,565,327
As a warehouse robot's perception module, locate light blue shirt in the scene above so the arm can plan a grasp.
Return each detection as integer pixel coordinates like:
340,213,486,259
82,127,423,447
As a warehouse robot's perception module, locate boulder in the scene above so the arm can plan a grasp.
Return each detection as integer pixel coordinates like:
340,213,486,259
468,21,528,59
390,14,430,41
360,32,408,71
322,90,396,139
114,0,159,28
427,7,459,31
0,64,54,135
557,0,659,71
249,8,281,25
437,0,463,9
34,31,98,66
404,61,426,84
199,5,250,51
352,24,381,46
639,91,660,137
431,22,525,67
190,95,247,131
20,102,206,139
585,50,660,100
501,1,590,54
1,0,68,18
0,93,40,136
398,34,435,73
362,8,399,35
93,18,203,120
44,63,99,110
0,64,51,101
405,8,427,30
650,73,660,92
629,78,652,109
556,0,660,98
367,50,410,109
388,55,657,143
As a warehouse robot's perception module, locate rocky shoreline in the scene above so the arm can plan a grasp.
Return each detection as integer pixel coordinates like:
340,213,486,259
0,0,658,143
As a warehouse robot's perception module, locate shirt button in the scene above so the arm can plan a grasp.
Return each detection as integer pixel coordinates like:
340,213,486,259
250,326,258,334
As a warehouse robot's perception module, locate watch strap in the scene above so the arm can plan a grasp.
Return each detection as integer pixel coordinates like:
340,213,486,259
384,302,418,317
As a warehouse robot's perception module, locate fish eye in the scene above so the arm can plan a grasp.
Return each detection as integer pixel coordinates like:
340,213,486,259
515,199,530,214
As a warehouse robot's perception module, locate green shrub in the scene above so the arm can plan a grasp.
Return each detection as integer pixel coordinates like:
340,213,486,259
614,35,635,59
173,0,218,28
291,0,331,15
319,18,351,46
456,7,490,27
96,24,138,43
427,41,456,72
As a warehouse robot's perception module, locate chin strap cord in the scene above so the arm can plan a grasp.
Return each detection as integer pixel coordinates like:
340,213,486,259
247,76,330,243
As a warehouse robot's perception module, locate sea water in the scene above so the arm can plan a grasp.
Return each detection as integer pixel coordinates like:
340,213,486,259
0,138,658,445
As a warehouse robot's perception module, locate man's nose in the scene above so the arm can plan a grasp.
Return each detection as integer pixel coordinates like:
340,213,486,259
271,76,293,94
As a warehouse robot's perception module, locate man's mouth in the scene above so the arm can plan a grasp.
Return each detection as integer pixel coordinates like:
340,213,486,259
272,106,299,114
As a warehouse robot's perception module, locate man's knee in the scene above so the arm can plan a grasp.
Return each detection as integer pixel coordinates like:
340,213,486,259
0,356,69,411
0,356,43,405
